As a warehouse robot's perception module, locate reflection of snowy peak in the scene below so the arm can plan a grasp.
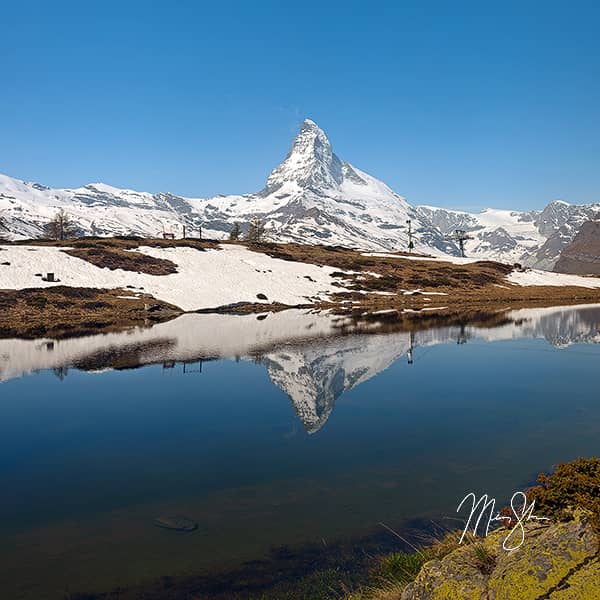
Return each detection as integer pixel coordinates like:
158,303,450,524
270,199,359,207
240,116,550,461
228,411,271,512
264,333,410,433
263,350,345,435
1,305,600,432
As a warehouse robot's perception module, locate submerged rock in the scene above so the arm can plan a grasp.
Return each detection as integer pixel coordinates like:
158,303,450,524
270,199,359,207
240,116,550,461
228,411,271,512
153,515,198,532
401,510,599,600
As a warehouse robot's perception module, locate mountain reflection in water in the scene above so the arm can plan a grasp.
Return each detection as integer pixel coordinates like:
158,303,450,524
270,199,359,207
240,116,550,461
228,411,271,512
2,304,600,434
2,304,600,599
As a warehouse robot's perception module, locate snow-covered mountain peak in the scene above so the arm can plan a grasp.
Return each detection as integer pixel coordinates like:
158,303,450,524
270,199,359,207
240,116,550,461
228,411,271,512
263,118,351,194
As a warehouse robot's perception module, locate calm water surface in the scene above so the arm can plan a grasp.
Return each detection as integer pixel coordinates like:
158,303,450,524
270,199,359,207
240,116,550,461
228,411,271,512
1,305,600,598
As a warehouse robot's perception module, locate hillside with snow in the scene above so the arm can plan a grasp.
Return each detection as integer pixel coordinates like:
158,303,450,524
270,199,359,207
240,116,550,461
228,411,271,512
2,119,599,268
0,244,349,311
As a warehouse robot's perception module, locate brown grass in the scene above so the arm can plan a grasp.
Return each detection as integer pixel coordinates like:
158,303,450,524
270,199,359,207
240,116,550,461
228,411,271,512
0,287,180,339
8,236,219,251
63,246,178,275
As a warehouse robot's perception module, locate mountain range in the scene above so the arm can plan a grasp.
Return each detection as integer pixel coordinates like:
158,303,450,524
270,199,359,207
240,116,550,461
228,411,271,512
1,119,599,269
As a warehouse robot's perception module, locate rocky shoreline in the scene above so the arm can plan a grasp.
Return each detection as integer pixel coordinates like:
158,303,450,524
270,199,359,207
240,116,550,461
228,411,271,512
355,457,600,600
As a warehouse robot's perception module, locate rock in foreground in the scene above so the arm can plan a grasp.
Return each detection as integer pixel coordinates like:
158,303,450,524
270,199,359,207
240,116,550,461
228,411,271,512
401,511,599,600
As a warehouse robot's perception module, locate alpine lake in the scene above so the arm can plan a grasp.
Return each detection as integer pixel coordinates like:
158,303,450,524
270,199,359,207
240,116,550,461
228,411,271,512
1,304,600,599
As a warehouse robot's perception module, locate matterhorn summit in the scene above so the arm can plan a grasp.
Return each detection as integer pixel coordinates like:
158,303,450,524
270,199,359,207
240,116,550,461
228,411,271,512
264,119,355,193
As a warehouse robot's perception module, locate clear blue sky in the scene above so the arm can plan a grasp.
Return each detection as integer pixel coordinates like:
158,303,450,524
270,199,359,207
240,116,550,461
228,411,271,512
1,1,599,210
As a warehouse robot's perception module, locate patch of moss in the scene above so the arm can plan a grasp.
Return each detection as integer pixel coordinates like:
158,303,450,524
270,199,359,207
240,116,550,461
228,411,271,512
526,457,600,529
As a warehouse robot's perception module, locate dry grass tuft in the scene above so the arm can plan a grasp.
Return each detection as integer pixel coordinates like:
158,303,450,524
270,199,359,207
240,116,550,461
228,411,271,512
64,246,178,275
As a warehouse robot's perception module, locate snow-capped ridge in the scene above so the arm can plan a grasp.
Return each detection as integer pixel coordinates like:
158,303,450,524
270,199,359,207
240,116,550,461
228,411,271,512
2,120,600,267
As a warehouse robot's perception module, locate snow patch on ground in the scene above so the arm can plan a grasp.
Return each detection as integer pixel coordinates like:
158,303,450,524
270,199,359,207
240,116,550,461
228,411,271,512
0,244,349,311
507,269,600,288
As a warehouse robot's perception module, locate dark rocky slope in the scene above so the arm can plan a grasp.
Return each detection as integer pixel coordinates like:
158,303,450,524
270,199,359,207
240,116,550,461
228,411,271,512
554,220,600,275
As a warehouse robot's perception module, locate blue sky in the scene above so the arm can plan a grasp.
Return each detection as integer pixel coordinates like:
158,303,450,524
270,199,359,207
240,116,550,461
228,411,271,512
1,1,599,210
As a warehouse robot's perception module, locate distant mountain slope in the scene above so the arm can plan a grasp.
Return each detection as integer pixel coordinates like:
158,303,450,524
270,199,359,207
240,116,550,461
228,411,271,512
415,205,543,264
2,119,599,268
0,174,202,240
415,201,600,268
528,203,600,269
554,220,600,275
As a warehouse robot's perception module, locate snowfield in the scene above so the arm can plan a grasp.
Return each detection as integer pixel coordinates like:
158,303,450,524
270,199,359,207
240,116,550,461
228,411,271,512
0,244,349,311
507,268,600,288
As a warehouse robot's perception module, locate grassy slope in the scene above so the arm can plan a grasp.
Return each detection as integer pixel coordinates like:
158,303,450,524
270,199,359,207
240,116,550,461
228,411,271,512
254,242,600,310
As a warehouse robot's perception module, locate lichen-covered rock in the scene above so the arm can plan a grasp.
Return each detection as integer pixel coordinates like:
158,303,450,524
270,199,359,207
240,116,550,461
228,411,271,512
488,512,598,599
549,559,600,599
401,511,599,600
400,545,489,600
